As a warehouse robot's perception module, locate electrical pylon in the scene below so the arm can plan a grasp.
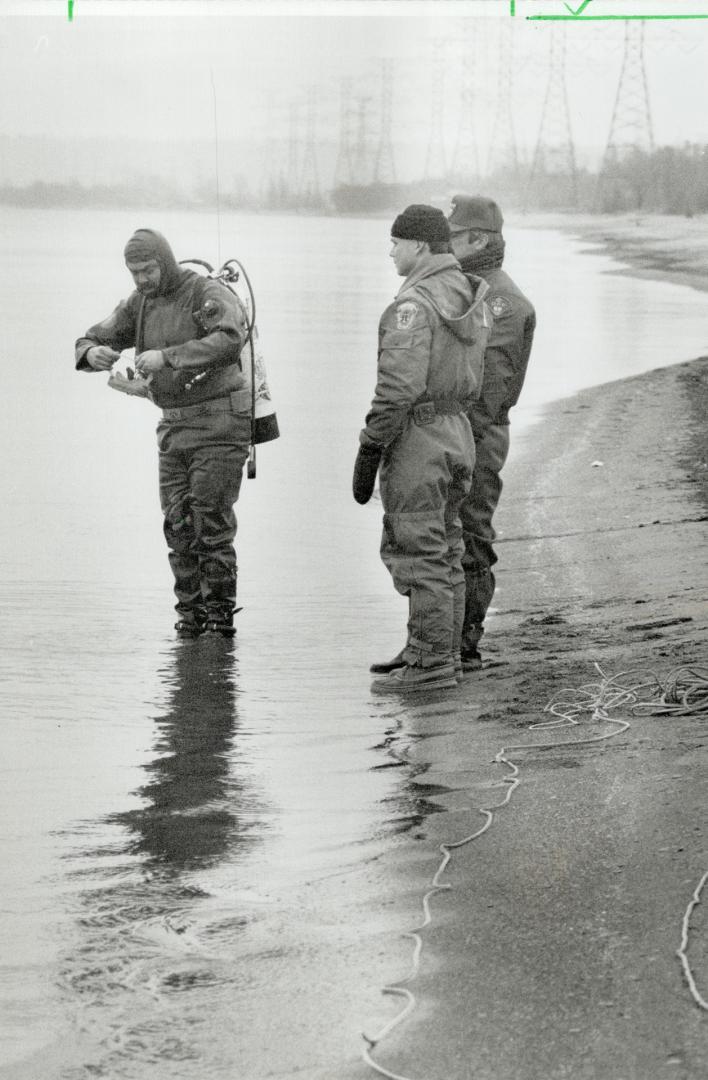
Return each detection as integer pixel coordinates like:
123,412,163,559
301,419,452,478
259,94,283,206
450,47,479,183
285,102,301,204
603,21,654,160
486,20,519,181
525,25,578,208
597,22,654,210
299,87,320,204
423,39,448,182
334,78,356,188
353,95,373,186
374,59,396,184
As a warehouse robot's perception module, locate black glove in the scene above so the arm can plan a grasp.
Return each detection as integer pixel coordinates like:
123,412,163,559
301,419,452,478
352,444,382,505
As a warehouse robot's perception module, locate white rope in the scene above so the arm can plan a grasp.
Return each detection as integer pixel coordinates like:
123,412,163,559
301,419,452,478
677,871,708,1011
362,663,708,1079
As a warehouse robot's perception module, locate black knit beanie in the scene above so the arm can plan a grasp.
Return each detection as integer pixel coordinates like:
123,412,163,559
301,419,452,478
391,204,451,246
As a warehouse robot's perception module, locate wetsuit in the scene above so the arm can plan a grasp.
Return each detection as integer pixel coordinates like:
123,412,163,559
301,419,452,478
75,230,250,630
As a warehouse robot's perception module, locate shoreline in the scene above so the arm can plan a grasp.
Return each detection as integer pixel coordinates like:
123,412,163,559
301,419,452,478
357,213,708,1080
363,355,708,1080
514,209,708,295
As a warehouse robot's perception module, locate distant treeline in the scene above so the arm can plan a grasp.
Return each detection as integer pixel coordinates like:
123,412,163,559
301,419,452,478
0,179,260,212
3,145,708,217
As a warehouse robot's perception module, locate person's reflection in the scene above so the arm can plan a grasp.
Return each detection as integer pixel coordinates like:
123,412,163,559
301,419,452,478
114,638,255,873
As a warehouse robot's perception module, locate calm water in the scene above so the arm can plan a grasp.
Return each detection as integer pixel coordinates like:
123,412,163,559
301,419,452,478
1,207,708,1079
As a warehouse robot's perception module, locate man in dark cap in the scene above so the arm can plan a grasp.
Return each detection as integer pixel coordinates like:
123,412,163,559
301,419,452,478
447,195,536,669
75,228,255,638
354,204,491,692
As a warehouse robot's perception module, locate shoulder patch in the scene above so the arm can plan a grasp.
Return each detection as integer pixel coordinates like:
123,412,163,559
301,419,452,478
395,301,419,330
489,295,512,319
195,293,225,331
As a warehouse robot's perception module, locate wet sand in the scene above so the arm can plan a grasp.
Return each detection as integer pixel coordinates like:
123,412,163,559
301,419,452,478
360,276,708,1073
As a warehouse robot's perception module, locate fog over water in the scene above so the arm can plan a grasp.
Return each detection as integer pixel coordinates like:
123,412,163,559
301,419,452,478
2,3,708,190
1,204,708,1078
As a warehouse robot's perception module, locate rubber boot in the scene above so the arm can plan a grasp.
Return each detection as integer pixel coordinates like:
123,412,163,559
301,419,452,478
369,648,407,675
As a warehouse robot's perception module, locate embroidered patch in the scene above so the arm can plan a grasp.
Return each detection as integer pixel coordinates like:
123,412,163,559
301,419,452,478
395,301,419,330
489,295,512,319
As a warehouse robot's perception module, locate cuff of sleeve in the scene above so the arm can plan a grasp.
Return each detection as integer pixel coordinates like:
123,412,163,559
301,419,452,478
162,349,176,370
359,430,383,452
75,346,93,371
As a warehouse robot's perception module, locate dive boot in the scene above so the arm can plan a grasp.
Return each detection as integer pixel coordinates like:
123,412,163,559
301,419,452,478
460,646,483,672
371,659,457,694
175,609,207,639
205,606,242,637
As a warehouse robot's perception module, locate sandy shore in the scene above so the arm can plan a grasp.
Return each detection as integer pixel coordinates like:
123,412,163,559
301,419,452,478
515,210,708,296
359,251,708,1078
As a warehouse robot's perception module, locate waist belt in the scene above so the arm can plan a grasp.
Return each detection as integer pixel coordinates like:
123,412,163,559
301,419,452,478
411,399,465,425
161,389,251,421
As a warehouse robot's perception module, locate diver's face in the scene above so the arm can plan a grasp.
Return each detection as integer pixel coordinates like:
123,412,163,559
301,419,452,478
127,258,162,296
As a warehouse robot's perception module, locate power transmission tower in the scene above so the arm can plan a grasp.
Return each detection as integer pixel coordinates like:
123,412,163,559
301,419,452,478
353,95,373,186
300,87,321,206
450,46,479,183
597,22,654,210
525,25,577,209
604,22,654,158
334,78,356,188
259,94,283,207
285,102,301,205
424,39,448,182
486,21,520,184
374,59,396,184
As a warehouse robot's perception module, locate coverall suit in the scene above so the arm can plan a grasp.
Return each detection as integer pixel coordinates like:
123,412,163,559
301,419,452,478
361,253,491,666
75,231,250,628
459,266,536,657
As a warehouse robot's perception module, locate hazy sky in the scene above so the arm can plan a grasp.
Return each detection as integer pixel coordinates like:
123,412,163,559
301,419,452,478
2,1,708,181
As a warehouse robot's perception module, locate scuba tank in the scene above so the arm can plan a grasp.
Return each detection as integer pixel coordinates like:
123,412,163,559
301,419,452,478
179,257,280,479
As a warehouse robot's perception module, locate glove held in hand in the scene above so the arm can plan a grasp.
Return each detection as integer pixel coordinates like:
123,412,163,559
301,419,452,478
352,445,382,505
107,370,151,398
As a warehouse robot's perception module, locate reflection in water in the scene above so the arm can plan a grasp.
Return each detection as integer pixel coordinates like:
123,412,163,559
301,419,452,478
113,638,253,872
56,639,267,1080
372,707,459,835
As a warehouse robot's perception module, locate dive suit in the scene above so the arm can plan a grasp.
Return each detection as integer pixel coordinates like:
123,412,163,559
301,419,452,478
75,229,250,633
360,252,491,668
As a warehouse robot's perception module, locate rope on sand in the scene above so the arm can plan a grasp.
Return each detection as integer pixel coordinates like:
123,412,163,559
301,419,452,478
362,663,708,1080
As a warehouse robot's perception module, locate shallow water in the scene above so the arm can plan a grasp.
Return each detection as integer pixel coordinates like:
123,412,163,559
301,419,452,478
1,206,708,1078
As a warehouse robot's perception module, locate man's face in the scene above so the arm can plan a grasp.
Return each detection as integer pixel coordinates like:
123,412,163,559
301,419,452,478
390,236,422,278
126,258,162,297
450,229,489,262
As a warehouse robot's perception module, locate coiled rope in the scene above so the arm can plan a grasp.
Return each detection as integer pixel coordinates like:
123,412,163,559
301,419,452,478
363,664,708,1080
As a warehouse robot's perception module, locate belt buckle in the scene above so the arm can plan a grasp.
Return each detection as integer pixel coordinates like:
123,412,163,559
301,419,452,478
414,401,436,425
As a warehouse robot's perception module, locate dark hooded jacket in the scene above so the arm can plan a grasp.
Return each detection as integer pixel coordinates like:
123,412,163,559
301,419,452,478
75,229,248,409
361,253,491,449
457,254,536,432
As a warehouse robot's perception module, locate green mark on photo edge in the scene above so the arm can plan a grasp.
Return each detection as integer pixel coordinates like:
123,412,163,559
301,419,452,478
68,0,74,19
510,1,708,17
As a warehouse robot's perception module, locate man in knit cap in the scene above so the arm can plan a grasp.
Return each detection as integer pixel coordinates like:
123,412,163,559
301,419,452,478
447,195,536,669
75,228,256,638
354,204,491,692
